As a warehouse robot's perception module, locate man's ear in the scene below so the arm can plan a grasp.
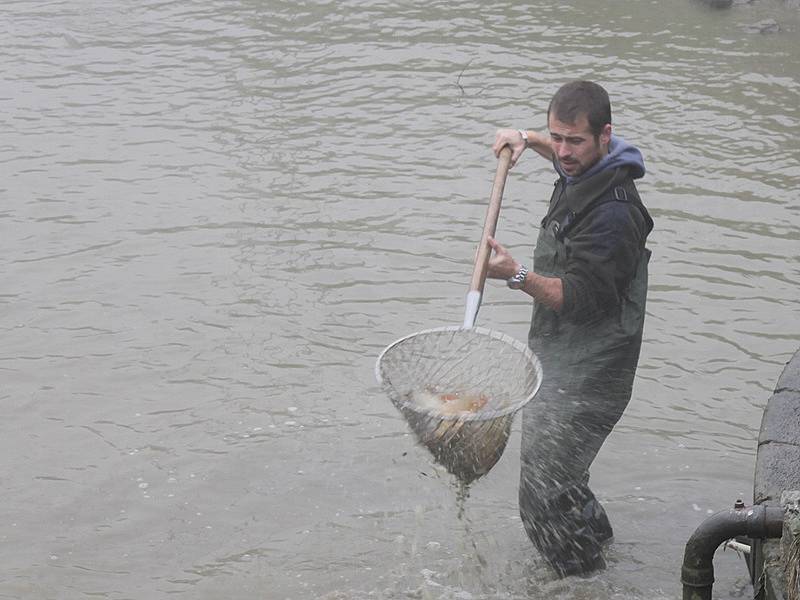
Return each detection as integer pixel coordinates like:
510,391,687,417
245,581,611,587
600,123,612,146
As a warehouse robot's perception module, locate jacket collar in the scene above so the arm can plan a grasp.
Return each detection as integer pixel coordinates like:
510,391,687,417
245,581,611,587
560,166,632,214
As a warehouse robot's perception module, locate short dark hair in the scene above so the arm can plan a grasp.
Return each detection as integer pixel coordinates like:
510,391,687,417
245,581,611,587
547,81,611,137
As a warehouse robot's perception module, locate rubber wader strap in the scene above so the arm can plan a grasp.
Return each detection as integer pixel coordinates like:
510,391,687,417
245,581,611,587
554,185,635,242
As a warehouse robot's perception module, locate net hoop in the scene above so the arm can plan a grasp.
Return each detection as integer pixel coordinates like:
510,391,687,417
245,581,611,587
374,325,543,422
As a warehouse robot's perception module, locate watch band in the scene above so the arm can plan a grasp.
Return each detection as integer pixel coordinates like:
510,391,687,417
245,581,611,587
507,265,529,289
517,129,528,146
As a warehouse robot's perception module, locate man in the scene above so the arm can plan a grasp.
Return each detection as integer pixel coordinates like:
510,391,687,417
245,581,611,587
487,80,653,577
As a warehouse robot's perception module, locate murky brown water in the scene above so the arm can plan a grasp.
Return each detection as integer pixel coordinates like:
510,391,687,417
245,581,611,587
1,1,799,598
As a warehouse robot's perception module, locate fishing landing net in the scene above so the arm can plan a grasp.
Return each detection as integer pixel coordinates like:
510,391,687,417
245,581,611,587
375,148,543,485
375,326,542,485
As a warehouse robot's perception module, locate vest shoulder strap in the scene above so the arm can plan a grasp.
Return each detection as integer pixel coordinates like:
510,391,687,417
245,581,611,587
555,182,644,242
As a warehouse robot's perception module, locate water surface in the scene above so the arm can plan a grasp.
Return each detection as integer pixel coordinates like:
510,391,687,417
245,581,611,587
1,1,799,598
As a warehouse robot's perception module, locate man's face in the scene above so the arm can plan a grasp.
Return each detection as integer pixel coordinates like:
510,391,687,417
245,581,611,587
548,113,611,178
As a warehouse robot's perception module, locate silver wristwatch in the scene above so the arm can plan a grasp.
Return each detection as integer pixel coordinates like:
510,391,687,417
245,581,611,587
507,265,528,289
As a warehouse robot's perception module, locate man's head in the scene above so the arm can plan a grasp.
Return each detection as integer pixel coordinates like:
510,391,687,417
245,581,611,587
547,81,613,178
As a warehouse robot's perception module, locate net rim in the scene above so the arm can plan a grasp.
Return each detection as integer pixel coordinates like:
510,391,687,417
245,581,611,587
374,325,543,422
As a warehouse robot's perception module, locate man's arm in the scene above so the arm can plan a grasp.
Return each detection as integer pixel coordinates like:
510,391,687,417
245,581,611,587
486,237,563,311
492,129,554,167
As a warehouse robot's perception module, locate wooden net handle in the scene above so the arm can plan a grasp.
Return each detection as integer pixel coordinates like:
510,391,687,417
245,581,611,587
469,146,512,293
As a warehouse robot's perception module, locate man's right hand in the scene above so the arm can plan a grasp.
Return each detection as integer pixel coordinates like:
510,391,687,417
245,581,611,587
492,128,527,168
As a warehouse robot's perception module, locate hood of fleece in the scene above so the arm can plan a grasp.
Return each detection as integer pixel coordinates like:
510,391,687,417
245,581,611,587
556,134,646,184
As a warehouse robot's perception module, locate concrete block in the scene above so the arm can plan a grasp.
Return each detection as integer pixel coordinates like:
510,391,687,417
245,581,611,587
755,442,800,503
759,391,800,445
776,350,800,393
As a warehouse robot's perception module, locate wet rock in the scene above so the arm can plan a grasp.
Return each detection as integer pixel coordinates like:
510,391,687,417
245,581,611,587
698,0,734,7
742,19,781,34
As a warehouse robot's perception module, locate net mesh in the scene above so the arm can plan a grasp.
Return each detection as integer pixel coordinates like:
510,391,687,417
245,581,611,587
375,326,542,483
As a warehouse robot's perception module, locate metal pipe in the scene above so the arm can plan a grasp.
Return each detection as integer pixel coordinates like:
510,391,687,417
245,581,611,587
681,503,785,600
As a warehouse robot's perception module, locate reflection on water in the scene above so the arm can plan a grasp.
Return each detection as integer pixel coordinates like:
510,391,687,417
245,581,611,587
1,0,798,598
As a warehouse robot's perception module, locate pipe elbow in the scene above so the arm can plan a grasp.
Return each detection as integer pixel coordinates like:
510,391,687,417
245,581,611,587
681,504,784,600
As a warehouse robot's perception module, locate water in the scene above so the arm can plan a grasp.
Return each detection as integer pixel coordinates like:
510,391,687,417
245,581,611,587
1,0,798,598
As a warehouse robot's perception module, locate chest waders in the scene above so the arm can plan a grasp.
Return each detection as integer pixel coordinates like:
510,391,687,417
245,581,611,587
518,175,651,578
